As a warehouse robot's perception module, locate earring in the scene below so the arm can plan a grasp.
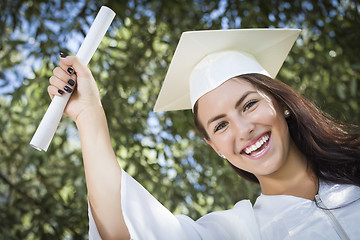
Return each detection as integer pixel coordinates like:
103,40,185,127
218,153,226,159
284,109,290,117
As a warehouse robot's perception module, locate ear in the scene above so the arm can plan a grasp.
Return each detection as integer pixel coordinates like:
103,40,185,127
204,138,220,155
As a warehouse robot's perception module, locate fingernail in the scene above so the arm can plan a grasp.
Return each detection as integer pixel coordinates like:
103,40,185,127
68,79,75,86
59,52,67,58
64,86,72,93
58,89,64,95
67,67,73,74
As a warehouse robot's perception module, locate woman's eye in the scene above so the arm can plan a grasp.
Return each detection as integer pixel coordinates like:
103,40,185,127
243,100,258,112
214,122,228,133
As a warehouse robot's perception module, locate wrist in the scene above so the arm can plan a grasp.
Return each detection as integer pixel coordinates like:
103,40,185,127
75,105,106,128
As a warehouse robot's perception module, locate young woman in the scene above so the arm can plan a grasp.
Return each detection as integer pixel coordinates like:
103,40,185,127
48,29,360,239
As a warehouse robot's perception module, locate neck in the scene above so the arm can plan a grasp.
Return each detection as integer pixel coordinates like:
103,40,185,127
257,141,318,201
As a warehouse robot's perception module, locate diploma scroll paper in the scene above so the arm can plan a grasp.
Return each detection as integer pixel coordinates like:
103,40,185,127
30,6,116,151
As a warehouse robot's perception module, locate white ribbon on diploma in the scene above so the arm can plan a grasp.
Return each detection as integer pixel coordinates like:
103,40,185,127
30,6,116,151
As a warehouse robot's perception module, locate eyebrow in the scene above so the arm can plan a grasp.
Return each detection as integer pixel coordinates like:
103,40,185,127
234,91,257,109
206,90,257,127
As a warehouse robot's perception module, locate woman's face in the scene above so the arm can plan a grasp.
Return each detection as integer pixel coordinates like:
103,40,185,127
197,78,294,179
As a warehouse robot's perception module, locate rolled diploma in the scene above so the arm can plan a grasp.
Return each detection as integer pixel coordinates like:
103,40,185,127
30,6,116,151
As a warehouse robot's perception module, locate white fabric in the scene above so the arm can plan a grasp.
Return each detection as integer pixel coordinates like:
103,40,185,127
89,169,360,239
254,181,360,240
189,50,270,110
89,169,260,239
153,29,301,112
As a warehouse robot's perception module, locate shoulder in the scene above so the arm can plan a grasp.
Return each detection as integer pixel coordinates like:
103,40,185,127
319,181,360,209
193,200,261,239
198,199,254,221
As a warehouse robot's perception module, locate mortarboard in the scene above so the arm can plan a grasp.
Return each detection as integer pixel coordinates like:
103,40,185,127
154,28,301,112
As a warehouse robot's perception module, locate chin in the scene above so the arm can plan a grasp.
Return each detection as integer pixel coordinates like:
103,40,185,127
248,156,285,178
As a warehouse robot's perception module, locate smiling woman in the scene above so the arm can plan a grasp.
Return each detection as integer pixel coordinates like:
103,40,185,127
195,77,295,187
194,73,360,189
48,28,360,239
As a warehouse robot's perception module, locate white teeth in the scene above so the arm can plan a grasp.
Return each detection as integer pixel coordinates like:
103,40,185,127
244,134,270,155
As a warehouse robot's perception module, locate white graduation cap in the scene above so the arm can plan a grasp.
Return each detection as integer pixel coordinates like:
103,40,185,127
153,28,301,112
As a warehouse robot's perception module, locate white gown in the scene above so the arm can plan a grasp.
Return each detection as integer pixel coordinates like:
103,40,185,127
89,169,360,239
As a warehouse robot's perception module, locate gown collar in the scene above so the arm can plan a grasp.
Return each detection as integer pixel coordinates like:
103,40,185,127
254,181,360,210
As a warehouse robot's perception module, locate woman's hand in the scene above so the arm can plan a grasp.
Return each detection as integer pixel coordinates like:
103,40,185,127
48,54,102,123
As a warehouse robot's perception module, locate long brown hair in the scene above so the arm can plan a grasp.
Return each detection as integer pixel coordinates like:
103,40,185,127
193,73,360,186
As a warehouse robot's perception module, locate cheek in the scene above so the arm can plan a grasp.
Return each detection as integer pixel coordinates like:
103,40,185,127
271,112,291,152
253,104,290,143
210,133,233,153
251,104,278,124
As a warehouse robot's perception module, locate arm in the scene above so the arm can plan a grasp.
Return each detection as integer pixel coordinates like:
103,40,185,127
48,55,130,239
77,106,129,239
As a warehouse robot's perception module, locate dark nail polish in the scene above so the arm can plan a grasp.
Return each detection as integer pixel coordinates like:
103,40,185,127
59,52,67,58
68,79,75,86
67,67,73,74
64,86,72,93
58,89,64,95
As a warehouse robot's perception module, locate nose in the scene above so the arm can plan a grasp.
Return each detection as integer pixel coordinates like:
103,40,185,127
232,115,255,148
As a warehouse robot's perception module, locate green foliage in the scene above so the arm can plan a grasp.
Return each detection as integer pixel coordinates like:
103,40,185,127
0,0,359,238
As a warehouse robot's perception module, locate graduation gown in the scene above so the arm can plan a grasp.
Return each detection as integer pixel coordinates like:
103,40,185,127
88,169,360,239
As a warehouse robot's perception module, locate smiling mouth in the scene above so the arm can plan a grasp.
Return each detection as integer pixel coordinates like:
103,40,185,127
241,132,271,156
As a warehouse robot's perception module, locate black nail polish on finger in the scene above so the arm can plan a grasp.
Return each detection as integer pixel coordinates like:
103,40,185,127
59,52,67,58
67,67,74,74
64,86,72,93
68,79,75,86
58,89,64,95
